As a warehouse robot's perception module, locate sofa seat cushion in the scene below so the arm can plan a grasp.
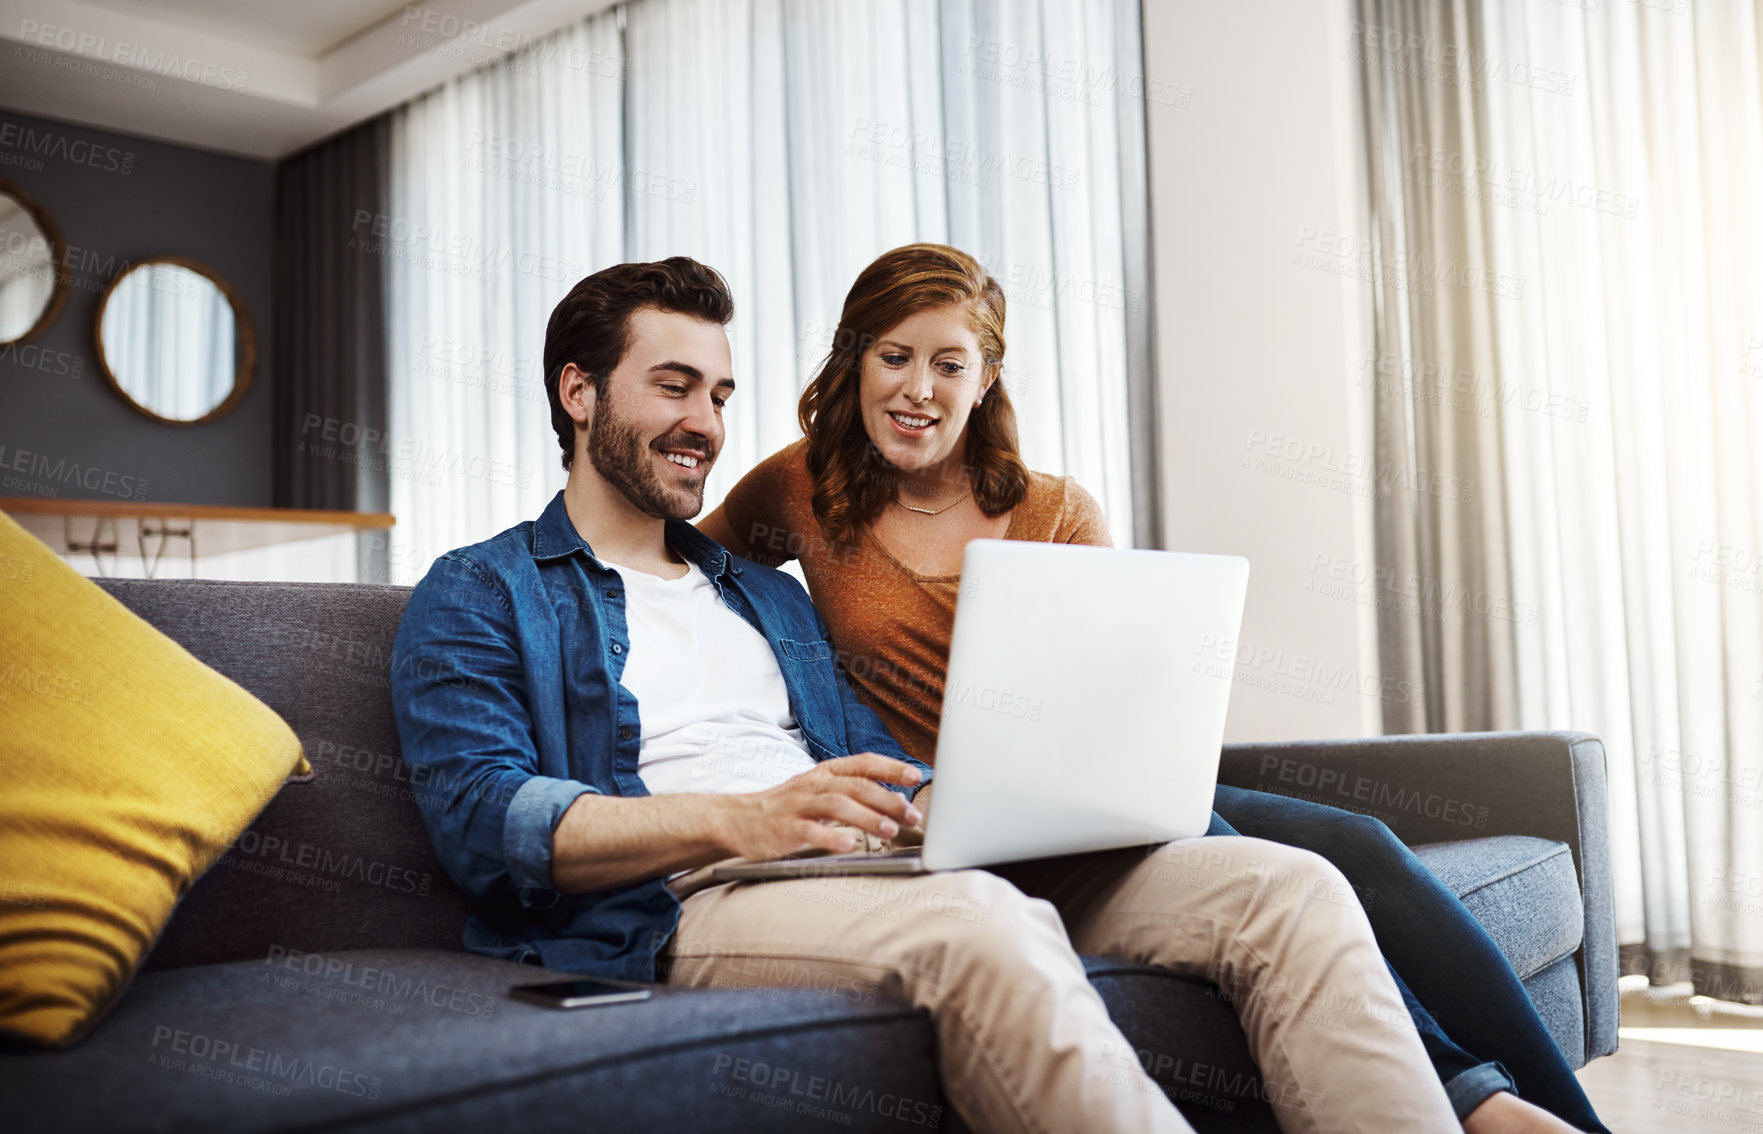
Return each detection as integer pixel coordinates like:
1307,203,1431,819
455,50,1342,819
1411,835,1584,980
1,949,955,1134
1522,952,1588,1069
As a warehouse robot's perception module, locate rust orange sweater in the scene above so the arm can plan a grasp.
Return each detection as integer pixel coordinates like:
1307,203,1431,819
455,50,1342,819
716,439,1112,768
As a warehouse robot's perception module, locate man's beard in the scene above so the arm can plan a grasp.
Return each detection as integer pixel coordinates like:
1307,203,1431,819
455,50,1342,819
586,393,711,520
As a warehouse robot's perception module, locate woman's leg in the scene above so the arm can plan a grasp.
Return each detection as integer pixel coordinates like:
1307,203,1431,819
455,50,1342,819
1211,786,1608,1134
999,836,1462,1134
1211,810,1508,1115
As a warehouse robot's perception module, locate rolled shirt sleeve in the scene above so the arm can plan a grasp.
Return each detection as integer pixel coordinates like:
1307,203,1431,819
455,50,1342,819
502,776,598,893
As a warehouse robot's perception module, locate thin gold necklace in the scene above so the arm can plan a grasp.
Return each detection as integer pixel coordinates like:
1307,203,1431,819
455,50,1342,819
894,489,971,516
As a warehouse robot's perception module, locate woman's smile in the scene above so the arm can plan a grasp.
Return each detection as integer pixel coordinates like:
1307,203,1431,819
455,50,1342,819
887,410,938,437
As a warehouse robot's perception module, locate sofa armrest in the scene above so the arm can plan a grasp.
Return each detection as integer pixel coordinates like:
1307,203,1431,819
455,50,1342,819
1217,730,1618,1061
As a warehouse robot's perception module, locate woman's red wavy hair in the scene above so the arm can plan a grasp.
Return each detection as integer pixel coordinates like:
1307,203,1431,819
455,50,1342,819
798,243,1028,545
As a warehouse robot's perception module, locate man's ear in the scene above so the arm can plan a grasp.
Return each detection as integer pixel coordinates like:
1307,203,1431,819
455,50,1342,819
559,362,596,428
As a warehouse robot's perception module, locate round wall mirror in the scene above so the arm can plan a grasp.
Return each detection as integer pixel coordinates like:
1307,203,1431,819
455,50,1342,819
0,179,67,344
95,257,254,425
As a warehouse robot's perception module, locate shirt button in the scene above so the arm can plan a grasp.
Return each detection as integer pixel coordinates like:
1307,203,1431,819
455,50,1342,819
611,643,623,654
604,588,619,598
620,728,634,740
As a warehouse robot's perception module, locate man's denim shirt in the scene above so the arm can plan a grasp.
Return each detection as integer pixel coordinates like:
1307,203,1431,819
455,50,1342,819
388,490,931,981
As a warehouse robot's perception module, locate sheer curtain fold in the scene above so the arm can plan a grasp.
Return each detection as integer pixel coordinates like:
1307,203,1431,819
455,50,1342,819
1360,0,1763,1001
384,0,1152,583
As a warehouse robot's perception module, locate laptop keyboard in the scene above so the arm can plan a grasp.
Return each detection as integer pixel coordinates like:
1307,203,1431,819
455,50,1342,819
807,846,923,863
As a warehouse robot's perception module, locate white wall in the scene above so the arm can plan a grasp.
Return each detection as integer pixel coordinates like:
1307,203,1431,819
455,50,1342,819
1143,0,1383,742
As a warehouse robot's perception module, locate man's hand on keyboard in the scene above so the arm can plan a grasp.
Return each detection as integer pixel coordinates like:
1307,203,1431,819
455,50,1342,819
716,753,924,861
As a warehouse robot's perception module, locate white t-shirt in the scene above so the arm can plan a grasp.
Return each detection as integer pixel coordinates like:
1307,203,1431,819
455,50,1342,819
609,558,818,796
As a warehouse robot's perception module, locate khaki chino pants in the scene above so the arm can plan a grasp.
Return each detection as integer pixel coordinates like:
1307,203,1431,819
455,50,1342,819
661,836,1459,1134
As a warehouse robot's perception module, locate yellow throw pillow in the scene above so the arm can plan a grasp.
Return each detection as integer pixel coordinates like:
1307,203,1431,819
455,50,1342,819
0,510,310,1046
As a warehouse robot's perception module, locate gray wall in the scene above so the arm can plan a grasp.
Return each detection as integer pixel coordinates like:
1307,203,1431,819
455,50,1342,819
0,108,274,505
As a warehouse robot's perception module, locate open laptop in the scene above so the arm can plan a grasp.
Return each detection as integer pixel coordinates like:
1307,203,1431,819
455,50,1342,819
711,539,1250,881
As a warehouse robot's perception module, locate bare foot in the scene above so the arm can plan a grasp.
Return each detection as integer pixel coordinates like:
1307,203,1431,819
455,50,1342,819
1462,1091,1582,1134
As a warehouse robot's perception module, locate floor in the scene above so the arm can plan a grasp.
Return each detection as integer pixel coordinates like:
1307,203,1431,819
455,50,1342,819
1575,977,1763,1132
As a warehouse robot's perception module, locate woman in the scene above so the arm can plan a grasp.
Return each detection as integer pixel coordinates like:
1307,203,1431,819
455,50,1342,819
701,243,1606,1134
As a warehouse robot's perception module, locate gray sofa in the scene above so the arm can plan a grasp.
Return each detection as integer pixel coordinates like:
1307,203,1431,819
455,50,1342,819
4,579,1619,1132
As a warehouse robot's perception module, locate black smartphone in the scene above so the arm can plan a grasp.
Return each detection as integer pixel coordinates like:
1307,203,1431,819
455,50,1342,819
509,978,654,1009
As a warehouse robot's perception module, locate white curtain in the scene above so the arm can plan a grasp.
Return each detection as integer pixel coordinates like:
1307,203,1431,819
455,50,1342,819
1358,0,1763,1001
386,16,624,571
385,0,1150,584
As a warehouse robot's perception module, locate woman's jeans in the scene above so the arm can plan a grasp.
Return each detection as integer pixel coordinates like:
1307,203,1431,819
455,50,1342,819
1209,785,1609,1133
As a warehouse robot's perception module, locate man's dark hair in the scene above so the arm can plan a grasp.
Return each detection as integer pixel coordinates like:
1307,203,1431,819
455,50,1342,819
543,257,735,469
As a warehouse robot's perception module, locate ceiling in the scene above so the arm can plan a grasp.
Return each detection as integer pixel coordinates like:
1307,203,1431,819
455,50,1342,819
81,0,414,56
0,0,621,159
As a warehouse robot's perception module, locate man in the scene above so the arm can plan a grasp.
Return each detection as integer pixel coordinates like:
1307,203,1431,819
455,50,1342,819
389,257,1461,1134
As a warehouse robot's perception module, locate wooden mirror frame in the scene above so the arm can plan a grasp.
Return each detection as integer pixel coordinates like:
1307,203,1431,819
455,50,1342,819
93,254,256,427
0,177,69,345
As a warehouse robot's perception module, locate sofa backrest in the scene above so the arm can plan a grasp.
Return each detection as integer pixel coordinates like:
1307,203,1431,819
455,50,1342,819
96,579,475,970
